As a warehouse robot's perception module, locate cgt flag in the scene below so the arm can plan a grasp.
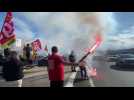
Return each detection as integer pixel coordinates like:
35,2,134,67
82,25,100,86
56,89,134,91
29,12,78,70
31,39,42,52
0,12,16,48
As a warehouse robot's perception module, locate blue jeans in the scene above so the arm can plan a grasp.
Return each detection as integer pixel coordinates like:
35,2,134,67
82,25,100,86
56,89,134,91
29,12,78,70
33,59,38,65
80,67,87,78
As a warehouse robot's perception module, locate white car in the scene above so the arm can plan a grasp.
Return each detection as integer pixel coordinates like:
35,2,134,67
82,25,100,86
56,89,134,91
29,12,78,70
116,54,134,67
107,55,119,62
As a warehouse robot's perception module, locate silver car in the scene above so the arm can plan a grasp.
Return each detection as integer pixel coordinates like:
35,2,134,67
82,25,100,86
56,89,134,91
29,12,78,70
107,55,119,62
116,54,134,67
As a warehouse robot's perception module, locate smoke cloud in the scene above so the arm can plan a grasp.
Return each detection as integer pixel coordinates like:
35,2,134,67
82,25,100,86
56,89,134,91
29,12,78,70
12,12,117,58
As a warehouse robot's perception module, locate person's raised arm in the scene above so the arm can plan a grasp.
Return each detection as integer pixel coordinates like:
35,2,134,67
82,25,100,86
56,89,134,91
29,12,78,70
59,56,78,66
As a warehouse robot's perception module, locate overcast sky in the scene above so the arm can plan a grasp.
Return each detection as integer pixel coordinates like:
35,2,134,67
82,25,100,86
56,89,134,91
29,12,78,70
0,12,134,53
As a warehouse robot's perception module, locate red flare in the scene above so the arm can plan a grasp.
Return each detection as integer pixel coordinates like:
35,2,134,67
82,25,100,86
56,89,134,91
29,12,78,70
89,68,97,77
79,34,102,63
87,34,102,53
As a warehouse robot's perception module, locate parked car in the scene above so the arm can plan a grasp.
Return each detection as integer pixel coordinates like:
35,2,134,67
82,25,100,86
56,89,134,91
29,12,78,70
116,54,134,67
93,55,106,61
38,56,48,67
107,55,119,62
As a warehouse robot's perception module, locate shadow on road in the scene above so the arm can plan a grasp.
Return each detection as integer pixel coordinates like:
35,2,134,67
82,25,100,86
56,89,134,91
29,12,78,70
74,71,88,83
110,65,134,72
74,78,84,83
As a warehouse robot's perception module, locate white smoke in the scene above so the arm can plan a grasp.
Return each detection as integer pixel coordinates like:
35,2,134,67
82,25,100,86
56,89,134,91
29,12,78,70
14,12,117,58
68,12,118,59
72,12,118,65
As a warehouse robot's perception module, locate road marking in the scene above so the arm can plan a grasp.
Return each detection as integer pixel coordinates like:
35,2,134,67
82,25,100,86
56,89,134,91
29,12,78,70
64,67,79,87
86,66,96,87
65,66,96,87
89,77,95,87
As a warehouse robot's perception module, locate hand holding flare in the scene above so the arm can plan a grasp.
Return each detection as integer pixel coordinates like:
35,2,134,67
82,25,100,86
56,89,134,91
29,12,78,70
78,34,102,63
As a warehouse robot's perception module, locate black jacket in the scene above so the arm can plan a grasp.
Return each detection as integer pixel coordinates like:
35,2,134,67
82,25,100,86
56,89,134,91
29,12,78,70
2,58,24,81
69,54,76,62
4,48,10,57
25,46,32,55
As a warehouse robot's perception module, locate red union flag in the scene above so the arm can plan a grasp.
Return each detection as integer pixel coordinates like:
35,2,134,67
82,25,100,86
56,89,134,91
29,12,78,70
32,39,42,52
0,12,16,47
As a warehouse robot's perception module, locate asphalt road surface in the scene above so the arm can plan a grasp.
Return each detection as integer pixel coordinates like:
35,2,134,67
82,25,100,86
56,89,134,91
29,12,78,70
1,57,134,87
74,56,134,87
0,66,71,87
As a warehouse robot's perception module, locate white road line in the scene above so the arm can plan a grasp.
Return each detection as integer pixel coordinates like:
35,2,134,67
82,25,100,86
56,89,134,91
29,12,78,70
86,66,96,87
89,77,95,87
65,66,96,87
64,67,79,87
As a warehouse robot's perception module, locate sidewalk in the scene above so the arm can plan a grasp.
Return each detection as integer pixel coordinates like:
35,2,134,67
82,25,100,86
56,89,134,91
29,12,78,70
0,66,73,87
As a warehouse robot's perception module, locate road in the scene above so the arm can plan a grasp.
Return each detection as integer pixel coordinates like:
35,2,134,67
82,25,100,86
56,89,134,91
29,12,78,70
0,66,72,87
74,56,134,87
2,57,134,87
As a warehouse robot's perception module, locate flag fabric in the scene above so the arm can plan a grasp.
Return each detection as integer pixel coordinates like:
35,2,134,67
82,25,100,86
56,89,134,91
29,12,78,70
31,39,42,52
0,12,16,48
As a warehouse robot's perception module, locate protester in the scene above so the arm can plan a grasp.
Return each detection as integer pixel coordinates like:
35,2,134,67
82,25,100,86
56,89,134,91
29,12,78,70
19,55,25,62
69,51,76,72
25,44,32,63
0,53,4,65
4,48,10,58
23,45,27,60
2,51,24,87
79,60,88,80
32,51,38,65
48,46,78,87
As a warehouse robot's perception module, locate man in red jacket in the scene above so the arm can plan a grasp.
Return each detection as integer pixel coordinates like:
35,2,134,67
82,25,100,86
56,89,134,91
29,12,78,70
48,46,78,87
